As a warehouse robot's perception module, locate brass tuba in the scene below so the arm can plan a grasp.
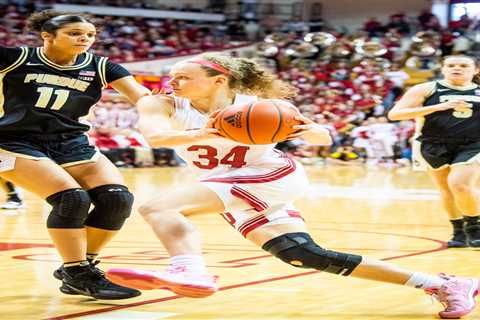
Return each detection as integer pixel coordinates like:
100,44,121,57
284,40,319,58
303,32,336,48
256,42,279,57
256,33,289,57
324,31,367,60
264,33,289,46
355,41,388,57
406,31,441,70
411,30,441,47
354,41,391,69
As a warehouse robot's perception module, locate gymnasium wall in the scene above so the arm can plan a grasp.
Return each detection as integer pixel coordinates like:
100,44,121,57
150,0,433,30
59,0,435,31
317,0,433,30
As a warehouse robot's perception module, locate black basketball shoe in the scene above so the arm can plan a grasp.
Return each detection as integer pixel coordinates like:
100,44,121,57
53,265,78,295
447,229,468,248
57,262,141,299
465,224,480,247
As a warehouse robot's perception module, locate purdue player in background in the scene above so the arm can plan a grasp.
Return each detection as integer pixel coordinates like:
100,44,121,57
0,11,151,299
0,178,24,209
389,55,480,248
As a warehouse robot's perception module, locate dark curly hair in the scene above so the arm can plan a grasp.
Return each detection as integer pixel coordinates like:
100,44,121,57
27,10,95,35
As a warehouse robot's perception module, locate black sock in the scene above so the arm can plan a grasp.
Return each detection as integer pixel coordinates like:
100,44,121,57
86,253,98,263
464,215,480,226
7,192,21,203
4,181,16,194
450,218,465,231
4,181,21,202
63,260,90,275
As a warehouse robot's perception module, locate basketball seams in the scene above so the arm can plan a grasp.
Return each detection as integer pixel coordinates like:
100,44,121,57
218,108,237,141
270,101,283,143
245,102,255,144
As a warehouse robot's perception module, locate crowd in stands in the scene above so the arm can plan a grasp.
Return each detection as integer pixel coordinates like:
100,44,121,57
261,9,480,167
0,2,249,62
272,57,415,167
38,0,226,13
2,1,479,168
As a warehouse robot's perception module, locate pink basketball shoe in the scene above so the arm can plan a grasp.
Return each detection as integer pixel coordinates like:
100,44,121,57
106,266,218,298
425,274,479,319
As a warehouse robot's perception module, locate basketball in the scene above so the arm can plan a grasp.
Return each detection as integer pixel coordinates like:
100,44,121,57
214,100,302,144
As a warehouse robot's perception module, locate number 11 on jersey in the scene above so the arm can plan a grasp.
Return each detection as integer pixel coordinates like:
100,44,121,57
35,87,70,110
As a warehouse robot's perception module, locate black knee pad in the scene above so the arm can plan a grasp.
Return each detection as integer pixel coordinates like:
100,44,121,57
46,188,91,228
84,184,134,230
262,232,362,276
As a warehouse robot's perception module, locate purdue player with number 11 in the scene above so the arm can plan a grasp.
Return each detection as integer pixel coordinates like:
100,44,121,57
0,11,151,299
389,55,480,248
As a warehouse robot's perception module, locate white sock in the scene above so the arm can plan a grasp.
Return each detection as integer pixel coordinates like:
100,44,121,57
405,272,448,289
170,254,207,273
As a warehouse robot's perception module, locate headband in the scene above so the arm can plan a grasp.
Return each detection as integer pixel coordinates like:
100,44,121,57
48,15,86,24
189,59,231,76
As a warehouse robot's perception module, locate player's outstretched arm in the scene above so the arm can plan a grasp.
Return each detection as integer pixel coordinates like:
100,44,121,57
136,95,219,148
109,76,152,104
388,82,468,120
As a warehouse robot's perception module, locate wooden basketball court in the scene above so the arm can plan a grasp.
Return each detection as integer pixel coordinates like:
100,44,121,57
1,165,479,320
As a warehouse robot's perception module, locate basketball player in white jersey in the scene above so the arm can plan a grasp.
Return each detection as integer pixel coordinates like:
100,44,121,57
107,53,479,318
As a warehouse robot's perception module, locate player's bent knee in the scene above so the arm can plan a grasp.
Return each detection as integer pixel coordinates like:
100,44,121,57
448,181,471,194
262,232,362,276
84,184,134,230
138,199,174,219
46,188,91,228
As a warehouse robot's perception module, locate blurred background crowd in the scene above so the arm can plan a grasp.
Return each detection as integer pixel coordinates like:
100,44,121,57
2,0,479,168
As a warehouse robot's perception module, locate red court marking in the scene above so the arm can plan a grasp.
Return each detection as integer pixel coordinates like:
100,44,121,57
42,231,448,320
0,242,52,251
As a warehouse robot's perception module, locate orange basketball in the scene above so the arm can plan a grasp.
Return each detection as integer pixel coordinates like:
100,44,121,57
214,99,301,144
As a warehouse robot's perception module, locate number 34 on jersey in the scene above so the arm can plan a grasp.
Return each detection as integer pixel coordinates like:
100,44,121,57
187,145,249,169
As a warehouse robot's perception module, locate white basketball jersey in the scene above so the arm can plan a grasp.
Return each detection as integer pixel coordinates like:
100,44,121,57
171,94,291,179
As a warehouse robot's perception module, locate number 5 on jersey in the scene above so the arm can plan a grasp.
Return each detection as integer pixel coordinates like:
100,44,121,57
35,87,70,110
452,103,473,119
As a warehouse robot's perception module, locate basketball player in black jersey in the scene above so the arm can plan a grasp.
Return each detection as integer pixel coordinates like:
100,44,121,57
389,55,480,248
0,10,152,299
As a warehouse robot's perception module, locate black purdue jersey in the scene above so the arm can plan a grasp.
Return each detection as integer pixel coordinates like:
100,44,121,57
420,81,480,142
0,46,130,135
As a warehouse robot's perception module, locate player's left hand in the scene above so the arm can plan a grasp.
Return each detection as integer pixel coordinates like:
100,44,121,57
202,110,226,138
286,115,332,145
286,115,320,139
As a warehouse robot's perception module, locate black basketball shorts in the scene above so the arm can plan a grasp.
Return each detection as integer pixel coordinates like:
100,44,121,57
420,140,480,170
0,133,99,167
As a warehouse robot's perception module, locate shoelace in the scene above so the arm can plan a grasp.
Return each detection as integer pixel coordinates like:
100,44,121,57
90,260,105,276
424,273,450,304
85,260,111,286
165,266,218,284
166,265,188,274
436,280,465,311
